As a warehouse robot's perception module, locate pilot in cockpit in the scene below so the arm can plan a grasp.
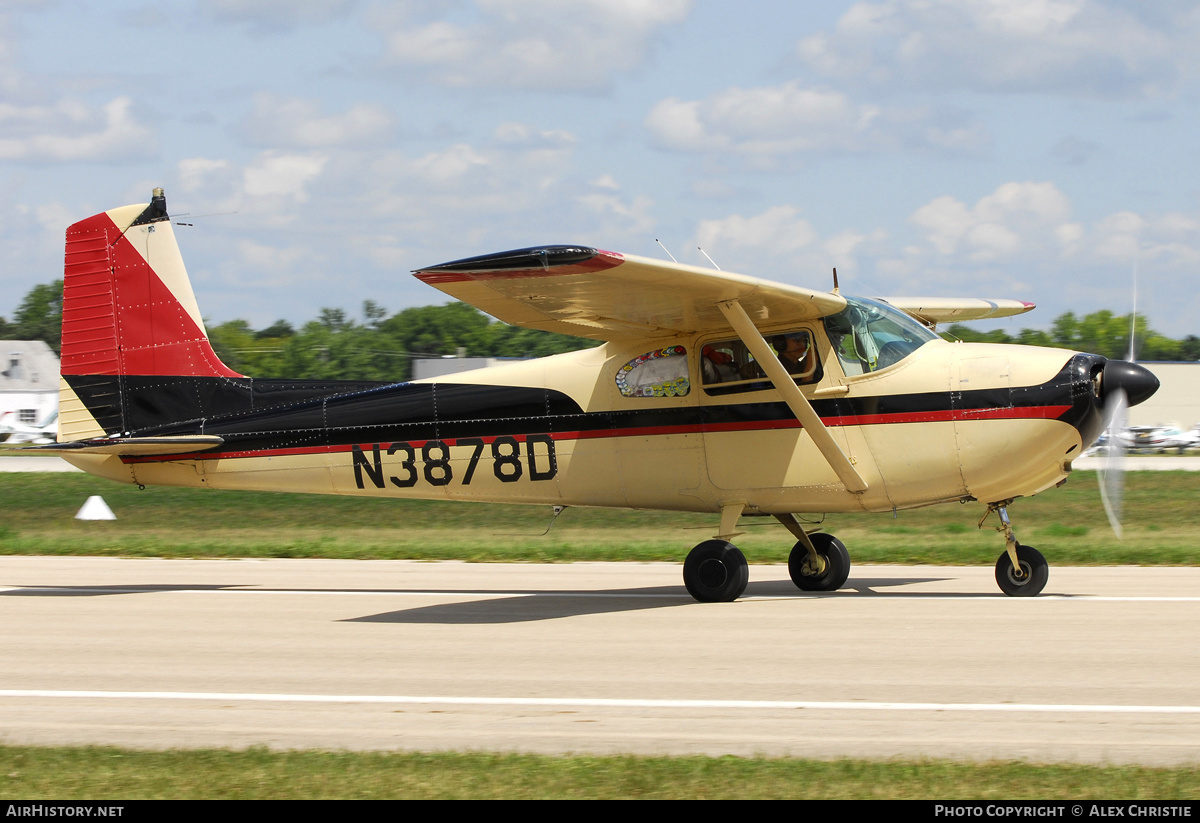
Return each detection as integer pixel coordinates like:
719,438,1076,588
773,332,814,377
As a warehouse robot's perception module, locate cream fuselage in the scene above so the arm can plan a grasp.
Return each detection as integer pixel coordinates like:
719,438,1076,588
64,323,1105,517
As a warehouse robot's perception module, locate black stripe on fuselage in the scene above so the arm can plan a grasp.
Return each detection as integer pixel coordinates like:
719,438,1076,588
62,354,1106,456
64,375,394,435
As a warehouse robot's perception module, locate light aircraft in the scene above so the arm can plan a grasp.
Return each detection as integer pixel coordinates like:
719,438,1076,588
1084,425,1199,456
0,409,58,444
30,189,1159,601
1117,425,1198,455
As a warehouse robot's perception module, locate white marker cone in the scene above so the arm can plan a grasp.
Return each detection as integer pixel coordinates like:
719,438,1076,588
75,495,116,520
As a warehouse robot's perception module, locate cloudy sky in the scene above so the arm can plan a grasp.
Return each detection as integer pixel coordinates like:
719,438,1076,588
1,0,1198,338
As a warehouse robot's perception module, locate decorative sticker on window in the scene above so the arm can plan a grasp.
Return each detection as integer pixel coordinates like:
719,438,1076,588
615,346,690,398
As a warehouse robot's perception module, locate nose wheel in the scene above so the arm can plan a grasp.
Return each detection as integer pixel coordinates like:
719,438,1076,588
995,543,1049,597
982,502,1049,597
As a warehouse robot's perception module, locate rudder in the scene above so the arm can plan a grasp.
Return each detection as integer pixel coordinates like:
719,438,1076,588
58,188,242,440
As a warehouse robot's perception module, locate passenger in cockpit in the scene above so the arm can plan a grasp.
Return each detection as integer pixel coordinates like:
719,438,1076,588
702,345,738,383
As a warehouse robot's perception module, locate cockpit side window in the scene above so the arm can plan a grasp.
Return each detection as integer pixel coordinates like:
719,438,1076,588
616,346,690,397
823,297,939,375
700,329,822,396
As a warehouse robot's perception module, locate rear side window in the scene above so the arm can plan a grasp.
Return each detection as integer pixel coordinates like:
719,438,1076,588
616,346,690,397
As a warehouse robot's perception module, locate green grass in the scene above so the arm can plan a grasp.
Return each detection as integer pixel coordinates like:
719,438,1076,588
0,471,1197,565
0,470,1187,563
2,746,1198,799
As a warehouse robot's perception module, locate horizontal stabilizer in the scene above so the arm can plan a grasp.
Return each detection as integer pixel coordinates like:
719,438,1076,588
16,435,225,457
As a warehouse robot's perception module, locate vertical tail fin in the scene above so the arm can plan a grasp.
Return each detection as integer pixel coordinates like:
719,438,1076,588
59,188,242,440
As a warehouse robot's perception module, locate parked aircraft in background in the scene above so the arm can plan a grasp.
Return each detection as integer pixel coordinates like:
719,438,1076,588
0,409,57,445
26,190,1159,601
1117,425,1199,454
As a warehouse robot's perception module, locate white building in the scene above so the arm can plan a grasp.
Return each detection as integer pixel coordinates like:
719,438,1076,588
0,340,59,427
1130,363,1200,428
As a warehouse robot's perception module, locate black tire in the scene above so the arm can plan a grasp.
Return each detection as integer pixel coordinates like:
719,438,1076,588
788,533,851,592
995,544,1049,597
683,540,749,602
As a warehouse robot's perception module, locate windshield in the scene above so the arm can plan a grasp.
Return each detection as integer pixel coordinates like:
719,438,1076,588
823,296,939,375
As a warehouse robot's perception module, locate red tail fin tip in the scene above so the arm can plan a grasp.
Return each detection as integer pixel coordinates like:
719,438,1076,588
60,188,240,379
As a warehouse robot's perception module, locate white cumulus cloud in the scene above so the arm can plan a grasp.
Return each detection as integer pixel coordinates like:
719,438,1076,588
241,94,394,148
911,182,1073,261
681,206,858,285
577,185,656,237
797,0,1188,98
0,96,153,162
646,83,879,155
205,0,360,34
645,81,985,163
242,152,328,200
376,0,692,91
696,206,818,255
177,157,232,193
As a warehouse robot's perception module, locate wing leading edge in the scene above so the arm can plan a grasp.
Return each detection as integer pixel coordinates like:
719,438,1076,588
414,246,848,341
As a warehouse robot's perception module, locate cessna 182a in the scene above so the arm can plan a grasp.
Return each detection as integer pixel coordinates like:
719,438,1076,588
33,189,1159,602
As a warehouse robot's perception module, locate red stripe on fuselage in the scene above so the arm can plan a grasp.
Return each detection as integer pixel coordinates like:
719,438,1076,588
119,404,1072,463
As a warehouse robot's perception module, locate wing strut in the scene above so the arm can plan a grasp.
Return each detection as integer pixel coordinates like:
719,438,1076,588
717,299,868,493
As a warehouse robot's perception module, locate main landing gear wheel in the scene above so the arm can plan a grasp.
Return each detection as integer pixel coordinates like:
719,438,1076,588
995,543,1049,597
683,540,749,603
788,533,851,592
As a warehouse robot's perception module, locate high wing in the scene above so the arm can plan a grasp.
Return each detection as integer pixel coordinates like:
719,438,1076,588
878,297,1036,328
413,246,848,341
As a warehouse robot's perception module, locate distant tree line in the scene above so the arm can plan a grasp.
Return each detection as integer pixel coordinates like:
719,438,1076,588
0,280,63,354
3,280,1199,378
205,300,592,381
941,311,1200,361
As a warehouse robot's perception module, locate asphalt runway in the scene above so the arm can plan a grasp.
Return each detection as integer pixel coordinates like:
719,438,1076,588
2,557,1199,764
